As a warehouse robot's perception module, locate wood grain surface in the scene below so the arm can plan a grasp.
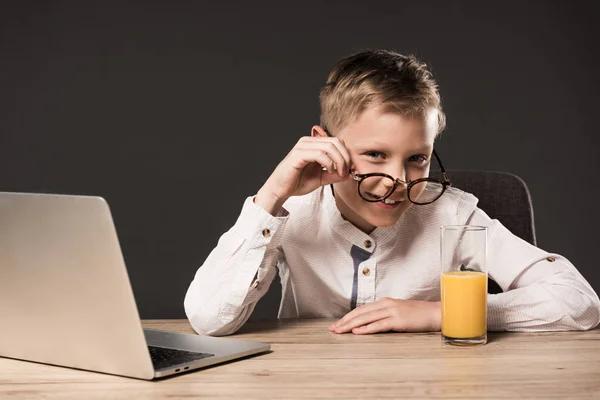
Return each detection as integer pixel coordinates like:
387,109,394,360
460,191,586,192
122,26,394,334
1,319,598,399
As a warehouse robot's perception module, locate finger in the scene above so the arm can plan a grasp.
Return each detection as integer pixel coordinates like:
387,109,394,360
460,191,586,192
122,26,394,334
329,308,361,330
302,143,346,177
352,318,395,335
293,146,338,174
333,309,390,334
329,300,389,331
329,138,352,173
296,140,348,177
319,170,352,186
291,149,336,174
329,310,360,331
307,137,352,174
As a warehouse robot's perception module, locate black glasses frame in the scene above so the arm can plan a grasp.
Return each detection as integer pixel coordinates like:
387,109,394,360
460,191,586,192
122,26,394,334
323,129,452,205
350,149,452,205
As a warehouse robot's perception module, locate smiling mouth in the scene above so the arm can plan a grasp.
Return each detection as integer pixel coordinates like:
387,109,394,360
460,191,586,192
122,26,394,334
364,192,381,201
365,192,399,204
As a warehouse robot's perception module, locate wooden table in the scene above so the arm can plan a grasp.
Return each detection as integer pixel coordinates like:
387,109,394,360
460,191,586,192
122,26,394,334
1,319,599,399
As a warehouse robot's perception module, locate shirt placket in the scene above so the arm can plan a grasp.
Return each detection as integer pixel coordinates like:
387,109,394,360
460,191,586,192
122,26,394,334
355,237,376,308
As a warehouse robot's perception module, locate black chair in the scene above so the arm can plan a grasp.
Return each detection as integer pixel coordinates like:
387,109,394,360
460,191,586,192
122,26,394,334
445,170,537,294
447,170,536,246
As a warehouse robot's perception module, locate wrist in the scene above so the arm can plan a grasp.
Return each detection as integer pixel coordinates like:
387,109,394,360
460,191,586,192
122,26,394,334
254,188,286,216
431,301,441,331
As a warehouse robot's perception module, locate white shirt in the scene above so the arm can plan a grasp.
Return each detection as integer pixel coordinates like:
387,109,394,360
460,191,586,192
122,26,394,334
184,186,600,336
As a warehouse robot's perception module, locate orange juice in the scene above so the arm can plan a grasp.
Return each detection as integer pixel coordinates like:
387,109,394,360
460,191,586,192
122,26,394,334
441,271,487,338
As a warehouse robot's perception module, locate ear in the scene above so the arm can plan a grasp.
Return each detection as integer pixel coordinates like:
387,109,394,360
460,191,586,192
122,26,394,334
311,125,329,138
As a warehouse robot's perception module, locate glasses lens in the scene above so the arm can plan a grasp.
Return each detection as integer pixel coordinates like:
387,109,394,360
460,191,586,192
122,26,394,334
409,180,445,204
359,176,396,201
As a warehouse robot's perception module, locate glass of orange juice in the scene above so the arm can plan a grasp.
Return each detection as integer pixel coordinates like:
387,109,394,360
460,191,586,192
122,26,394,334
440,225,488,346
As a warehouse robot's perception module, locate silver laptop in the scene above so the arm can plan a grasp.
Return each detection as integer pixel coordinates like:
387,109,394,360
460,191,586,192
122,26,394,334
0,191,270,380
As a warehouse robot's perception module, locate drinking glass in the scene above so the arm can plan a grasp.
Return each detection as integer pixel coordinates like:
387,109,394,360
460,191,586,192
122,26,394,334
440,225,488,346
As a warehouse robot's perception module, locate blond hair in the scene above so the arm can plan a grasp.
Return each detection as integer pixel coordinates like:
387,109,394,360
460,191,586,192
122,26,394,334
319,50,446,135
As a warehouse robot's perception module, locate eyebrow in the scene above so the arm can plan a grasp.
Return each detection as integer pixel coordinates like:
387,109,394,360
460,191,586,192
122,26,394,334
354,142,433,154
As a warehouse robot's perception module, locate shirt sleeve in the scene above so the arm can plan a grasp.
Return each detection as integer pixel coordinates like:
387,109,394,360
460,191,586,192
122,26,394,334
467,208,600,331
184,196,289,336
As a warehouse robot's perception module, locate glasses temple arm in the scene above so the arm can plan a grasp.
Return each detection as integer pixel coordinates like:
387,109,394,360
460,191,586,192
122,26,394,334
432,149,451,183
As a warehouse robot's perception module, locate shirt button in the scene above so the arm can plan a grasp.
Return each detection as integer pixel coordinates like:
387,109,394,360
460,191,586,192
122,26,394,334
362,267,371,276
546,256,556,262
364,240,372,248
262,228,271,238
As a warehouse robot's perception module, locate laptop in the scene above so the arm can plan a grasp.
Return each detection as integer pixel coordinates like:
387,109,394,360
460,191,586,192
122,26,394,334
0,191,270,380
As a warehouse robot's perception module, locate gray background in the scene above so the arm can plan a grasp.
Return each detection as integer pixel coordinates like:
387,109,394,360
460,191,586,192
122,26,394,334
1,1,598,320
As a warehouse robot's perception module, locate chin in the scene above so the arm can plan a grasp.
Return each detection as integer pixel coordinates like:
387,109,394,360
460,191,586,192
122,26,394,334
364,213,403,228
362,204,411,228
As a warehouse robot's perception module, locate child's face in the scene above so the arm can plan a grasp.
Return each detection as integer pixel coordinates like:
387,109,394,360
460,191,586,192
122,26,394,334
333,105,439,233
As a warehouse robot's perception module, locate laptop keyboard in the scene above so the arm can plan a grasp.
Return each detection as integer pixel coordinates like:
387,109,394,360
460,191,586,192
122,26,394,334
148,345,214,370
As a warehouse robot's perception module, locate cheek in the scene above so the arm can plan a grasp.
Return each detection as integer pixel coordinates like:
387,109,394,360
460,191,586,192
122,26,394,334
399,200,414,215
352,160,374,174
335,179,360,202
409,184,425,201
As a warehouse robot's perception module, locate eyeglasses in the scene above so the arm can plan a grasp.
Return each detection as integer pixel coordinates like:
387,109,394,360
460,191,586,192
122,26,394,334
322,129,452,205
350,150,452,205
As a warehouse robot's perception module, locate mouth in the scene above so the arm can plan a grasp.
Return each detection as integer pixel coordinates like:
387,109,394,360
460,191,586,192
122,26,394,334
365,192,403,208
372,197,403,209
375,200,401,209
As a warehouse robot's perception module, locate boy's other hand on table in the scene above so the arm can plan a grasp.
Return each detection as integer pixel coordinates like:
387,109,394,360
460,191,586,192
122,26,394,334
329,298,441,334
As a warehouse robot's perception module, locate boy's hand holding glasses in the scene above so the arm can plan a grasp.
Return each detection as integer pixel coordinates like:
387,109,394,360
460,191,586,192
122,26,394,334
254,129,352,216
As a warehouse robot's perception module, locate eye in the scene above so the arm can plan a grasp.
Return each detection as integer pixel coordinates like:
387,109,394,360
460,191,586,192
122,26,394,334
408,154,428,164
365,151,386,160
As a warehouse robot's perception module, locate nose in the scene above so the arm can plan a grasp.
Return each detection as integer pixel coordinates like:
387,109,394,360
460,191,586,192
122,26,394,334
381,166,409,197
382,178,395,190
384,164,408,184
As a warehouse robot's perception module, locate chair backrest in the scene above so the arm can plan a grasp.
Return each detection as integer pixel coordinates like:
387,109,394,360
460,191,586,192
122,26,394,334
445,170,537,246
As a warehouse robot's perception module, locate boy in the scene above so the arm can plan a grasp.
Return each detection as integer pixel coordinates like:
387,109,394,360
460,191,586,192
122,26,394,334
184,50,600,336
